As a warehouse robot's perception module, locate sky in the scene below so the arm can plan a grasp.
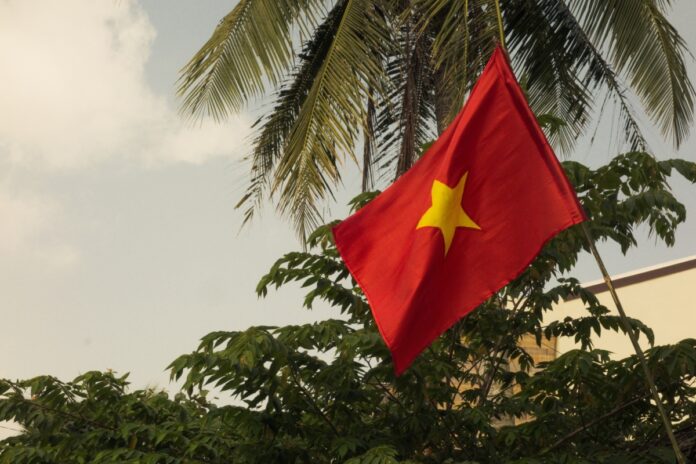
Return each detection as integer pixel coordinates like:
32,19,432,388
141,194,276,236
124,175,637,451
0,0,694,404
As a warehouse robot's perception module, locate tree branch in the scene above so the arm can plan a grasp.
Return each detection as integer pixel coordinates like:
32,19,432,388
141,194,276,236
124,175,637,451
287,366,340,437
541,395,647,455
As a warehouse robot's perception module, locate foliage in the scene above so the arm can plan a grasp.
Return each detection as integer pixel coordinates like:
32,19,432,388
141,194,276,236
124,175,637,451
179,0,694,238
3,153,696,463
0,372,237,463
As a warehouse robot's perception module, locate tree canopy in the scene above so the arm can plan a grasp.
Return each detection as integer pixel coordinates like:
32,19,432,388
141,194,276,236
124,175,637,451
2,152,696,463
178,0,695,238
3,1,696,462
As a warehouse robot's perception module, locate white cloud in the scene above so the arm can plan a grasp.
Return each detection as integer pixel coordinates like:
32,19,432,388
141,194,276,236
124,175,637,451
0,189,49,253
0,0,250,269
0,186,79,270
0,0,250,168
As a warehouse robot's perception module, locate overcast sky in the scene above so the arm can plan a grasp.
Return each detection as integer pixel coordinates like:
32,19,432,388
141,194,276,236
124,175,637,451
0,0,694,398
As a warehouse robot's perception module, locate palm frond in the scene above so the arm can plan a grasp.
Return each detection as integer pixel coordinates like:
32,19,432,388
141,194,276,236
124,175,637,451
187,0,694,239
549,0,649,151
504,0,595,154
235,4,345,227
417,0,693,153
416,0,501,126
272,0,391,239
178,0,323,120
566,0,694,147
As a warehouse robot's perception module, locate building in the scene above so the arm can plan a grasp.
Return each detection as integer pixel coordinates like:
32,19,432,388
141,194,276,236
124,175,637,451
494,256,695,426
554,255,696,357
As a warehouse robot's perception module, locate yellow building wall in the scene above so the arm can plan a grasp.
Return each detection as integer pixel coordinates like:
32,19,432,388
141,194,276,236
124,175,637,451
553,266,696,358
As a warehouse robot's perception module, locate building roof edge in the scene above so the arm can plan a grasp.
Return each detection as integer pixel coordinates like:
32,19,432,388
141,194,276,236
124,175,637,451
569,255,696,299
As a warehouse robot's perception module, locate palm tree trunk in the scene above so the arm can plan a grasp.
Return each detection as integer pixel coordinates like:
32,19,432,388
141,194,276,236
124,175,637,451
434,67,450,135
395,25,426,179
362,91,376,192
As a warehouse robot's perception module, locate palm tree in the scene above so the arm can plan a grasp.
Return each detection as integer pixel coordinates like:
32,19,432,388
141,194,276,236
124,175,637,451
178,0,694,239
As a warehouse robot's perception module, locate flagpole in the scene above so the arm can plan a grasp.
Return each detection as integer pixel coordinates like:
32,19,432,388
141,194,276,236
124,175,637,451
492,0,506,50
489,1,685,461
580,223,686,463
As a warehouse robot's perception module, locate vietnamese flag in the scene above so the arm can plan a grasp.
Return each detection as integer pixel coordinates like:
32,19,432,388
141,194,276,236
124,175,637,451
332,47,587,374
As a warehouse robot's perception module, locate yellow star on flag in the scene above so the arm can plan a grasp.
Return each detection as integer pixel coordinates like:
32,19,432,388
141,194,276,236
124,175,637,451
417,172,480,255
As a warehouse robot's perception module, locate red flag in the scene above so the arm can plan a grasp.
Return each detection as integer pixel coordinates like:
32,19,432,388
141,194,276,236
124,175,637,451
332,47,586,374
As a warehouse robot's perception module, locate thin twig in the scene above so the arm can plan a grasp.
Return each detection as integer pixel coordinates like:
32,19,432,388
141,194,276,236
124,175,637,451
15,397,116,432
541,395,647,454
287,366,340,437
415,363,467,451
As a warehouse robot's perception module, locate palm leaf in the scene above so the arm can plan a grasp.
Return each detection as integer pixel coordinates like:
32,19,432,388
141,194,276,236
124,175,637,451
417,0,693,152
236,4,346,227
178,0,323,120
505,0,598,154
415,0,501,126
567,0,694,147
547,0,649,151
272,0,391,239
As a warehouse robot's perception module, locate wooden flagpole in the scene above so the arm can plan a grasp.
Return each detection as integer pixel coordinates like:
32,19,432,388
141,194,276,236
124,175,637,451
580,224,685,463
490,1,685,462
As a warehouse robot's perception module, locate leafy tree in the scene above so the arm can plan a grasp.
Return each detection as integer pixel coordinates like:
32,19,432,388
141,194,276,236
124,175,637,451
3,152,696,463
178,0,694,237
0,372,238,463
